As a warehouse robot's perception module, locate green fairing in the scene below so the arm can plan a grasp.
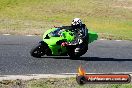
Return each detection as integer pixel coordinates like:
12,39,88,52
43,28,98,55
43,28,56,38
43,28,75,55
88,31,98,43
43,37,67,55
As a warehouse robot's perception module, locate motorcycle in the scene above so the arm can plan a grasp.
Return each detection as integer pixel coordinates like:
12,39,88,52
30,27,98,58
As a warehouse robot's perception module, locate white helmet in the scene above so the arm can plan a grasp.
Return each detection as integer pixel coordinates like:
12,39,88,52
71,18,83,26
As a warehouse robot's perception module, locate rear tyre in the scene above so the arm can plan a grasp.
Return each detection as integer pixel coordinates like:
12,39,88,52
68,51,80,58
68,45,88,58
30,43,45,58
67,46,80,58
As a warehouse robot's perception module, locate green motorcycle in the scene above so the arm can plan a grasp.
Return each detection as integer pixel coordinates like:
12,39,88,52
30,27,98,58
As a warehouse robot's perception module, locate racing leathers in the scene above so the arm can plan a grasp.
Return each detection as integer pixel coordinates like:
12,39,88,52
60,24,89,55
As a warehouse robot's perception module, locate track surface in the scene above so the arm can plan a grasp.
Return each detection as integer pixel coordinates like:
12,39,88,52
0,35,132,75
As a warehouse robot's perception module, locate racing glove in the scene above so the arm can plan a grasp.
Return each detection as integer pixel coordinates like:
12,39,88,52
61,42,69,46
78,39,83,44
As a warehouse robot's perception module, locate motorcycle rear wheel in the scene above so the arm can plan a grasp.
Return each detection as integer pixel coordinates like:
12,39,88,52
68,45,88,58
67,45,80,58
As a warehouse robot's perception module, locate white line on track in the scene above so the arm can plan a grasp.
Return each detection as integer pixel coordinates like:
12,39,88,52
115,40,122,41
26,35,35,36
60,72,132,75
2,34,11,35
0,72,132,81
99,39,107,40
99,39,123,41
0,74,75,81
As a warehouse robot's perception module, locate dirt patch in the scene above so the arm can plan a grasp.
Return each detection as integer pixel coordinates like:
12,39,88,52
112,0,132,10
113,6,132,10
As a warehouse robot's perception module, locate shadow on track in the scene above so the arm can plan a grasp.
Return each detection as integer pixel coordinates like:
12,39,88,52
42,56,132,61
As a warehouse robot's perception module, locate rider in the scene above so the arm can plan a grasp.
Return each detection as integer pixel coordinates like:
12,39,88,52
61,18,89,55
51,18,88,55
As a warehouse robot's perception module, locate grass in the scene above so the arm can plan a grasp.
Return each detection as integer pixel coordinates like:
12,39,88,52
0,78,132,88
0,0,132,40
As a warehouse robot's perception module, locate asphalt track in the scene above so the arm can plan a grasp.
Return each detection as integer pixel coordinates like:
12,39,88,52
0,35,132,75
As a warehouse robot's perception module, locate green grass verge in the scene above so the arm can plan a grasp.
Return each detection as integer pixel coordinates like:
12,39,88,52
0,78,132,88
0,0,132,40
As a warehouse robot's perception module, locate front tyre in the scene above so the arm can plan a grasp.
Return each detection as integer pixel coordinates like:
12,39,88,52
30,43,45,58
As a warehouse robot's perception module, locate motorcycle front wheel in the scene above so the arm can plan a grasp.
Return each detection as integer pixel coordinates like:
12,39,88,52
30,43,45,58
